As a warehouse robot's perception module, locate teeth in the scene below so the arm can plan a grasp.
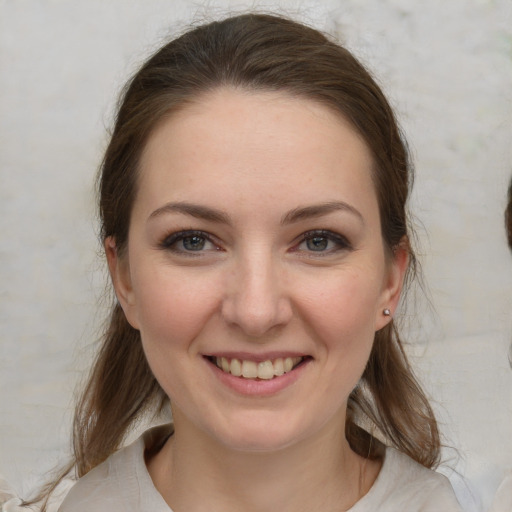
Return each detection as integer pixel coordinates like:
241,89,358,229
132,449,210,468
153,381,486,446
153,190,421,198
215,356,303,380
242,360,258,378
230,358,242,377
257,360,274,380
273,358,284,376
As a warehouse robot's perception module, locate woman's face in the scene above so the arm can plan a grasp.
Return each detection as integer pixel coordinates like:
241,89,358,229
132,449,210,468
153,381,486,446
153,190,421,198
109,88,407,452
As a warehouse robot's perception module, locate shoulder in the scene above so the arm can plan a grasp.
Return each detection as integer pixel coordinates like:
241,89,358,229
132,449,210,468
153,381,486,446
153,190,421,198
0,476,23,511
489,471,512,512
1,474,75,512
58,425,173,512
351,448,463,512
57,444,135,512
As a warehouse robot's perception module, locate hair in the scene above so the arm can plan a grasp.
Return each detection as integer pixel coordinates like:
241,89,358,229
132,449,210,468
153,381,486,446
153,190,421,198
506,178,512,250
30,12,440,510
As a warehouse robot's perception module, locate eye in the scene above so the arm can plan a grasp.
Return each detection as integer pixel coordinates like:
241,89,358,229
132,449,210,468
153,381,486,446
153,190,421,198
161,230,220,254
294,230,352,255
303,236,332,252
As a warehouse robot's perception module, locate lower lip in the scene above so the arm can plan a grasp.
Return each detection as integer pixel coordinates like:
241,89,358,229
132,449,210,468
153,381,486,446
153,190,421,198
205,358,310,397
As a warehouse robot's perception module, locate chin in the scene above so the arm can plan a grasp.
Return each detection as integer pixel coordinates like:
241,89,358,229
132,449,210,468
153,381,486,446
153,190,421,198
211,413,311,454
221,432,300,454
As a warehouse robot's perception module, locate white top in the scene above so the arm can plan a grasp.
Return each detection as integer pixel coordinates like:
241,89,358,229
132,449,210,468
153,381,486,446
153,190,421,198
488,471,512,512
57,424,462,512
0,474,74,512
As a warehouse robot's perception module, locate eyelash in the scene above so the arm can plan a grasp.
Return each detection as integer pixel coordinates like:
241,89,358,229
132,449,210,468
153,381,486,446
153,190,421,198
293,230,352,256
160,230,221,255
160,229,352,256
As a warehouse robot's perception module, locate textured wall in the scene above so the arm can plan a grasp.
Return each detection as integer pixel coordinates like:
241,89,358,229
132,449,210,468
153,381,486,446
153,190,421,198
1,1,511,510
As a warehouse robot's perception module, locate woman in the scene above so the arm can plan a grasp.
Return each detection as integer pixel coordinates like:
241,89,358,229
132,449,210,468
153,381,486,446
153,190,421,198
487,181,512,512
19,13,461,512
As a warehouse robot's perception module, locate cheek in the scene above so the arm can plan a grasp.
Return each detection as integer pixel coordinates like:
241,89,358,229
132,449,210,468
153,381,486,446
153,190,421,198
287,268,383,414
132,266,222,353
295,267,382,352
131,269,224,403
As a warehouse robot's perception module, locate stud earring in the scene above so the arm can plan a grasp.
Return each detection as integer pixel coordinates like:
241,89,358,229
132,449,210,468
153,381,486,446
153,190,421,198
383,308,391,316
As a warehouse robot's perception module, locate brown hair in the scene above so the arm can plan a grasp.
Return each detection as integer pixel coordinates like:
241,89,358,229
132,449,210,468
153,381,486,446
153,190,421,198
506,178,512,250
31,12,440,509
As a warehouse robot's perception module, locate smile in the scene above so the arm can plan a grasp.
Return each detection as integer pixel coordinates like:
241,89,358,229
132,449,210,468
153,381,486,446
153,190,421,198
211,356,304,380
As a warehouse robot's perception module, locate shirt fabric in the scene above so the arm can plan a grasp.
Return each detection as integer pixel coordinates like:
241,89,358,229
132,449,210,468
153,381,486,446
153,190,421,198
488,471,512,512
0,474,74,512
57,424,462,512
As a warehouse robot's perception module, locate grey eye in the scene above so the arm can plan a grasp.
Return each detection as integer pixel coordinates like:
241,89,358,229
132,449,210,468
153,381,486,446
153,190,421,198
294,230,351,255
306,236,329,251
161,230,218,253
182,235,207,251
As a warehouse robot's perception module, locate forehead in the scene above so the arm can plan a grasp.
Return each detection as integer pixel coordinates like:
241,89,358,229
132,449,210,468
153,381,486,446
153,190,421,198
137,88,378,219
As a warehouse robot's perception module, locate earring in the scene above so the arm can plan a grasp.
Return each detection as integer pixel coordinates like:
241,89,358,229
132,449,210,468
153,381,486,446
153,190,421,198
383,308,391,316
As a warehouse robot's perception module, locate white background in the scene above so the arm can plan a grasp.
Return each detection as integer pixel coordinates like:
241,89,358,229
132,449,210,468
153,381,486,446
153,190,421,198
1,1,511,510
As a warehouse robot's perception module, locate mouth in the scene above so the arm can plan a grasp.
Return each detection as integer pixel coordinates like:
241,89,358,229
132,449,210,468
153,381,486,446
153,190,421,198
206,355,307,380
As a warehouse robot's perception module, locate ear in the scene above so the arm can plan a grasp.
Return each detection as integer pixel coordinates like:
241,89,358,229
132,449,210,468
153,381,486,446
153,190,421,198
105,237,140,330
374,237,409,331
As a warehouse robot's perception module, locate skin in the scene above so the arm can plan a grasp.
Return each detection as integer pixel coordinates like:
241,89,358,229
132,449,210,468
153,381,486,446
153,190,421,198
107,88,408,512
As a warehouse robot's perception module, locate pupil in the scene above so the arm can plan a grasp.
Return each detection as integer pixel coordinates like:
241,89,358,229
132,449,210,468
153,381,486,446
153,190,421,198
183,236,205,251
307,237,328,251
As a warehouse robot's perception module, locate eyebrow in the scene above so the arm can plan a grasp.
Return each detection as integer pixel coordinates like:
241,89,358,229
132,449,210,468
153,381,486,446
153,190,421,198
148,202,232,224
281,201,364,225
148,200,363,225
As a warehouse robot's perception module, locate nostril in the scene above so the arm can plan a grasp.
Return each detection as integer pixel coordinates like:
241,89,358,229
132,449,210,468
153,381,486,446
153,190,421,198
220,263,293,336
221,299,292,338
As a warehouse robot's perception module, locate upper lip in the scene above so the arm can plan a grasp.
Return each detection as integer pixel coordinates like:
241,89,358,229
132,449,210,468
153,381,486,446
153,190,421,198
203,351,309,362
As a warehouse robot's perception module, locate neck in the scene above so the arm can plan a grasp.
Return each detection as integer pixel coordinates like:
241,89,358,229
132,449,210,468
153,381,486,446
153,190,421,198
147,413,381,512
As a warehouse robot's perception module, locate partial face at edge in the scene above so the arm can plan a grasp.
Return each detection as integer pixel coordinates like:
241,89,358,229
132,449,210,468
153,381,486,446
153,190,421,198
106,88,408,452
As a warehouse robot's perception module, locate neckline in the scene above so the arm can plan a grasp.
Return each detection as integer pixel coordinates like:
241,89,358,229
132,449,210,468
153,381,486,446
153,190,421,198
136,424,392,511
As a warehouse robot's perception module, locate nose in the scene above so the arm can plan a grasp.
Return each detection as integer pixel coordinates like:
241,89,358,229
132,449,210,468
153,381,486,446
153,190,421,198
221,250,293,338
